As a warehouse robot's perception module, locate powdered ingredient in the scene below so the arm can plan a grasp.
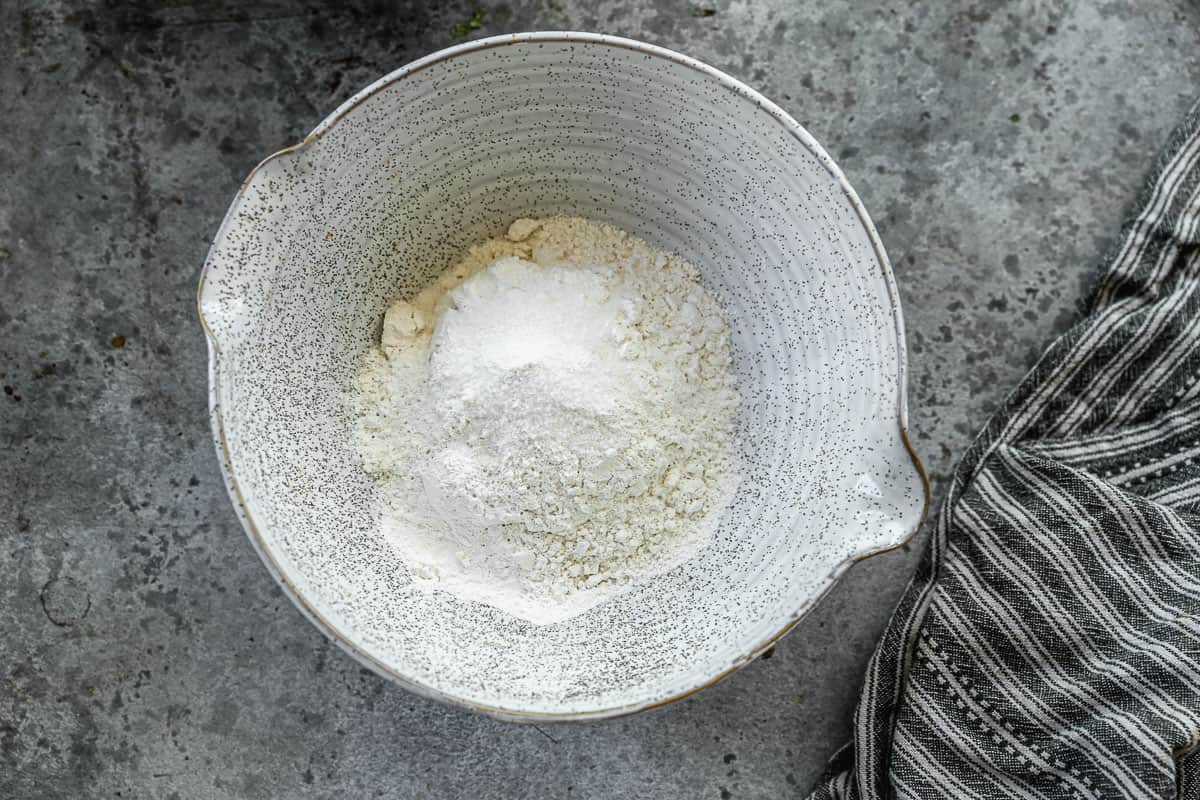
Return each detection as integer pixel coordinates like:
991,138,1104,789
355,217,738,624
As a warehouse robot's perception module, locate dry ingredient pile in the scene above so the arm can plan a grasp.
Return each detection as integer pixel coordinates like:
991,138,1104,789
354,217,738,624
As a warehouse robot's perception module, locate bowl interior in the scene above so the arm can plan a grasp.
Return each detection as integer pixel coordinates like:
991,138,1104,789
200,34,925,717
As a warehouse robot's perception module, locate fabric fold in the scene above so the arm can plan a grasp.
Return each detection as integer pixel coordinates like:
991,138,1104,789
809,96,1200,800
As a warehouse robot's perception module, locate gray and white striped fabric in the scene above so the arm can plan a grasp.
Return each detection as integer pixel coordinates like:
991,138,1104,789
809,97,1200,800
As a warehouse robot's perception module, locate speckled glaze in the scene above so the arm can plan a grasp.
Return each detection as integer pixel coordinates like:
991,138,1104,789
198,32,928,720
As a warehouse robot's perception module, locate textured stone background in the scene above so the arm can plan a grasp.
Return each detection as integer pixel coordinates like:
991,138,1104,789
2,1,1199,798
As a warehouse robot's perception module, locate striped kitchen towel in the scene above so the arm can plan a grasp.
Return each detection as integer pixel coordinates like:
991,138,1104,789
809,96,1200,800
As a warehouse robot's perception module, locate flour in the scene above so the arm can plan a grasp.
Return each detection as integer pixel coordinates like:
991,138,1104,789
355,217,738,624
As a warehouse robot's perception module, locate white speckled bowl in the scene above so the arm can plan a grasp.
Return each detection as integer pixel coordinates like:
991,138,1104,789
198,32,928,720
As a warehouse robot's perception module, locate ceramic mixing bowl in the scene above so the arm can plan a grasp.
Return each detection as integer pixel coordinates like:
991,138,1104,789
198,32,928,720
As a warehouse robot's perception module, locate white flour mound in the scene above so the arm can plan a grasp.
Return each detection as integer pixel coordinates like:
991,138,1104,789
355,217,738,624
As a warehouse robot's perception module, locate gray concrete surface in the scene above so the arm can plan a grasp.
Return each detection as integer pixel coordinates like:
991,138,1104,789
3,1,1199,798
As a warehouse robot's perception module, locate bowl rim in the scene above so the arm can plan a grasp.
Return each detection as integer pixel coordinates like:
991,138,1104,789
197,30,931,722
